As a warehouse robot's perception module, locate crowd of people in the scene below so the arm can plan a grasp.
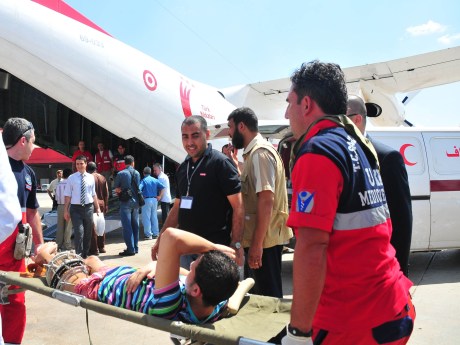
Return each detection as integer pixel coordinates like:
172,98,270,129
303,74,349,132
0,58,416,345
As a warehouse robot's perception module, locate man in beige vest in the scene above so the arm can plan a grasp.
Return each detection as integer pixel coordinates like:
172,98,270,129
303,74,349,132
227,107,292,298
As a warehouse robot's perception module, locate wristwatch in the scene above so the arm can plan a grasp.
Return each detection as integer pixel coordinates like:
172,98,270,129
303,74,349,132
287,324,312,337
231,241,242,250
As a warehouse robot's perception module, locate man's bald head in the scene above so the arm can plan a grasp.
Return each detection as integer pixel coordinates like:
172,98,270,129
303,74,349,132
347,95,367,133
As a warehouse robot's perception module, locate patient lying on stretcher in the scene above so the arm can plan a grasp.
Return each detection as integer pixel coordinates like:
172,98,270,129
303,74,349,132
33,228,240,324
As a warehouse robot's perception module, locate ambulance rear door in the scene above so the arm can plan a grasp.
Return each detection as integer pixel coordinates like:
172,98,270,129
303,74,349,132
422,131,460,249
369,129,430,251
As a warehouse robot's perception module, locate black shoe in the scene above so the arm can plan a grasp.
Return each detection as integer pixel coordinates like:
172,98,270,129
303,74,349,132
152,235,158,239
144,236,152,240
119,250,135,256
99,248,106,253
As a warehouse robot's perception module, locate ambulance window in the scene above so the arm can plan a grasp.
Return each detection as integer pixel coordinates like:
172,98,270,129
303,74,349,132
429,137,460,174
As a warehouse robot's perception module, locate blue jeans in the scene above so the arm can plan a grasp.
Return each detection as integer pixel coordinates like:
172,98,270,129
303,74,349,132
119,200,139,253
141,198,159,237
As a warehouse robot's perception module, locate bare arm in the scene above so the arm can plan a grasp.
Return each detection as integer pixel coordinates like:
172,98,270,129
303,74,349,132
151,198,180,260
92,194,101,214
227,192,245,266
290,227,329,333
64,196,71,221
248,190,274,269
27,208,43,247
157,188,164,201
225,146,243,175
154,228,235,289
103,180,109,213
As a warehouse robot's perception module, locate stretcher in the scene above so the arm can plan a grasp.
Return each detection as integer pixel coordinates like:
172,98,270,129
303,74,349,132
0,270,291,345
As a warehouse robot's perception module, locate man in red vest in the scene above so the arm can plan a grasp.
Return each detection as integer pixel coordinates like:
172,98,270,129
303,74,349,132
71,140,93,172
95,141,113,198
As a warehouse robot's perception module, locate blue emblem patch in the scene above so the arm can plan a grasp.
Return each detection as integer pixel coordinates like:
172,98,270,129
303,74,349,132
296,191,315,213
25,174,32,191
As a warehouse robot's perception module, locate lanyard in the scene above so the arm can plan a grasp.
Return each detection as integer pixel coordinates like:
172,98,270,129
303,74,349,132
186,157,204,196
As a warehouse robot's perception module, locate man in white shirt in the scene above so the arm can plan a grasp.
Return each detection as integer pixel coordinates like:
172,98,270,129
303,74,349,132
47,169,62,211
55,168,73,251
64,155,100,258
153,163,172,226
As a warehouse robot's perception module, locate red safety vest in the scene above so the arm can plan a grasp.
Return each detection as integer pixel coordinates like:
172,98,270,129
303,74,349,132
96,150,112,172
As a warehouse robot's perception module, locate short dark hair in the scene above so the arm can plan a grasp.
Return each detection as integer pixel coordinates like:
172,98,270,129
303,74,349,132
194,250,239,307
124,155,134,165
87,161,97,173
2,117,34,149
76,155,87,163
182,115,208,132
63,168,72,178
227,107,258,132
290,60,347,115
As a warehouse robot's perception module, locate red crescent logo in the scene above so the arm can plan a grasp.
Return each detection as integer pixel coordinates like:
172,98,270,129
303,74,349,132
143,70,157,91
400,143,416,166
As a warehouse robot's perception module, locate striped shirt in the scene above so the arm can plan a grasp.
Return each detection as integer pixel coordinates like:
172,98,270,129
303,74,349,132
95,266,227,324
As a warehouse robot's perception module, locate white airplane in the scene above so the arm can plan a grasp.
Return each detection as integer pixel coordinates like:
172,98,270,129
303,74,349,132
3,0,460,254
1,0,460,164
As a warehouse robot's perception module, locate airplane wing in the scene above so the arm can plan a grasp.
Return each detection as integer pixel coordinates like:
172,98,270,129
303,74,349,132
222,46,460,127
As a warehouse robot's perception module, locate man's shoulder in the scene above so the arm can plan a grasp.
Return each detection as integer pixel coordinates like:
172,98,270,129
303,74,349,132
369,137,398,155
94,172,106,182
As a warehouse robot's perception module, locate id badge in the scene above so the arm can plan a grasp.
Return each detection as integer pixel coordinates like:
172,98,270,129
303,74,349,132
180,196,193,209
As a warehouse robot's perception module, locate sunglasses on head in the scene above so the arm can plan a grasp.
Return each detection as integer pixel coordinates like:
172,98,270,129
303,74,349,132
7,122,34,149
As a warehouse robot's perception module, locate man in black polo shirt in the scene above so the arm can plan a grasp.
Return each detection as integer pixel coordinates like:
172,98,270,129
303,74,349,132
152,115,244,269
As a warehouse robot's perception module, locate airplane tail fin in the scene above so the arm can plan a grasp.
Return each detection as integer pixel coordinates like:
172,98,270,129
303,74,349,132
32,0,111,36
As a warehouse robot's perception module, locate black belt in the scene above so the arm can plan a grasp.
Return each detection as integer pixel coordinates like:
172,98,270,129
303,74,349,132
145,196,156,198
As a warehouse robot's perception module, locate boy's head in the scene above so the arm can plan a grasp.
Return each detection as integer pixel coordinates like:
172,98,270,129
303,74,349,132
187,251,239,307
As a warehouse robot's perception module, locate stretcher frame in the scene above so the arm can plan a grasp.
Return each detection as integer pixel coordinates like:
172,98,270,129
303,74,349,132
0,270,290,345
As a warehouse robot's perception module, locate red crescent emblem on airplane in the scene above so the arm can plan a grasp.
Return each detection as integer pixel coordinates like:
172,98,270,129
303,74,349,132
143,70,157,91
400,143,416,166
180,81,192,117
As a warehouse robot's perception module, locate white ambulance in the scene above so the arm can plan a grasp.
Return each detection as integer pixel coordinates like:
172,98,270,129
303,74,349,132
212,122,460,252
368,127,460,251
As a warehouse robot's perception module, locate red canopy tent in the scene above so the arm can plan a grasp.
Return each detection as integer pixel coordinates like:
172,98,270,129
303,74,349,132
26,147,72,164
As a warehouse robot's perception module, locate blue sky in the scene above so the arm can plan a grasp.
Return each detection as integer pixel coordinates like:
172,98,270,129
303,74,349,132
65,0,460,127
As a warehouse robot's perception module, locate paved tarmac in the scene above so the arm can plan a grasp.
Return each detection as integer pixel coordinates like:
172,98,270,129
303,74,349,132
16,194,460,344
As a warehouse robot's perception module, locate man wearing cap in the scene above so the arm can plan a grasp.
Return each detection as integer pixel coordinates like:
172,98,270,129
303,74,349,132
347,95,413,277
1,117,44,344
139,167,165,239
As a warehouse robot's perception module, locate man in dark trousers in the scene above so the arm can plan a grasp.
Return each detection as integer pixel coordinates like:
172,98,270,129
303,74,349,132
64,155,101,258
114,155,141,256
347,95,413,276
87,161,109,255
